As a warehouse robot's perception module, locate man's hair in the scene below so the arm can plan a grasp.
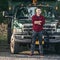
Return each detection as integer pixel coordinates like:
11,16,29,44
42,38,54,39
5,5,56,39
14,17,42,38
35,7,41,13
36,7,40,9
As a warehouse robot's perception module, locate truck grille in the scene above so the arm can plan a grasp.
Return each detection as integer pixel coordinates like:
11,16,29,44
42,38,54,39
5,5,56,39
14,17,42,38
43,24,56,33
15,23,32,40
43,23,57,40
15,22,57,41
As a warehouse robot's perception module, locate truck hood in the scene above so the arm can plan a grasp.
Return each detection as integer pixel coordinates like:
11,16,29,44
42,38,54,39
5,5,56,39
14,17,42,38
14,20,24,29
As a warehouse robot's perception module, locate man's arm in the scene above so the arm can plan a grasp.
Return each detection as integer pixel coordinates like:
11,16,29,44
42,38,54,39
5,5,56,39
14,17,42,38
41,17,45,26
34,21,42,25
32,16,42,25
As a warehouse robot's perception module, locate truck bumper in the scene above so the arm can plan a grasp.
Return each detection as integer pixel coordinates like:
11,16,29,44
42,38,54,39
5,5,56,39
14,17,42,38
15,39,31,43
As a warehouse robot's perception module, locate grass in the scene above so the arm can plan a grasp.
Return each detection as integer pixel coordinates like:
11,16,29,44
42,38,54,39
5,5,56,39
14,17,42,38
0,35,7,45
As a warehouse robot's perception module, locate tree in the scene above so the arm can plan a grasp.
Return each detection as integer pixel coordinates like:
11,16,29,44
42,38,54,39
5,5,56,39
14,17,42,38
0,0,8,11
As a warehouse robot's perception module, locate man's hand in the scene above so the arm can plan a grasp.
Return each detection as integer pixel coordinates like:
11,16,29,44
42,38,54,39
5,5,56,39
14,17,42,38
34,21,42,25
38,21,42,25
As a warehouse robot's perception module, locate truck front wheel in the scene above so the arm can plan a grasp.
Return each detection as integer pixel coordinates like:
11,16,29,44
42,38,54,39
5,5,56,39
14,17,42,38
10,36,19,54
55,44,60,54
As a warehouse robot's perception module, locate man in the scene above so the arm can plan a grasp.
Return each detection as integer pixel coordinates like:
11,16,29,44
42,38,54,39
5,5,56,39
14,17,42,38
30,8,45,56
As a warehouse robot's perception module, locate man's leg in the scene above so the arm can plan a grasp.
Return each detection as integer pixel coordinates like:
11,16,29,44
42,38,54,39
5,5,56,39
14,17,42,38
38,31,43,55
31,30,37,54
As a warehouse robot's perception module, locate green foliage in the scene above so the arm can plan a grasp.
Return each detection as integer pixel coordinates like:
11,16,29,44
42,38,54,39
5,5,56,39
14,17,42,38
0,0,8,11
57,2,60,13
0,11,8,23
0,12,4,23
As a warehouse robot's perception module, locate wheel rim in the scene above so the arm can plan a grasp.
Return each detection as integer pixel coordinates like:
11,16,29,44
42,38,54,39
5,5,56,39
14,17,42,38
10,38,15,53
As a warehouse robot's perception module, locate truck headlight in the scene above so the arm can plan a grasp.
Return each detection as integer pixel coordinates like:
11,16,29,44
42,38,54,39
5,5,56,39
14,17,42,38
14,35,24,39
13,28,23,33
21,35,24,39
57,29,60,32
51,24,56,26
13,25,24,34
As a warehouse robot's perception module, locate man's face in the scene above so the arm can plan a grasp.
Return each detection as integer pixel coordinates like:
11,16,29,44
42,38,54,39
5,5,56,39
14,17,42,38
36,8,41,15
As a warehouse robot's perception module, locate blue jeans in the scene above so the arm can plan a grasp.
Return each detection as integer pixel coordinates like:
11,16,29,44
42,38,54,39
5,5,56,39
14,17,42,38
31,30,43,54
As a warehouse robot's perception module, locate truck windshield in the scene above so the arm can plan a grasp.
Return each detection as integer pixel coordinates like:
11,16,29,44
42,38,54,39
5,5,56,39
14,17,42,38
16,6,55,19
41,6,55,19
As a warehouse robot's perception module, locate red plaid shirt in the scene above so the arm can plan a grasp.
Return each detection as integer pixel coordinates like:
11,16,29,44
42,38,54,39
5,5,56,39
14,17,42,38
32,14,45,32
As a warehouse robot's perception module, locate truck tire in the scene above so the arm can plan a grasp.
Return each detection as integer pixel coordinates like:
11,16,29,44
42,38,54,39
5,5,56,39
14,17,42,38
7,18,12,44
10,37,19,54
55,44,60,54
7,28,11,44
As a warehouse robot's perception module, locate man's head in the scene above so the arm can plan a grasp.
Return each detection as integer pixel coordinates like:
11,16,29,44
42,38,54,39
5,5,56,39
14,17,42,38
36,8,41,16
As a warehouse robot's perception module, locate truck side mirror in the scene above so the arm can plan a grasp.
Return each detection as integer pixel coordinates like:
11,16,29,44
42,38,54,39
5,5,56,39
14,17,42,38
2,11,13,18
